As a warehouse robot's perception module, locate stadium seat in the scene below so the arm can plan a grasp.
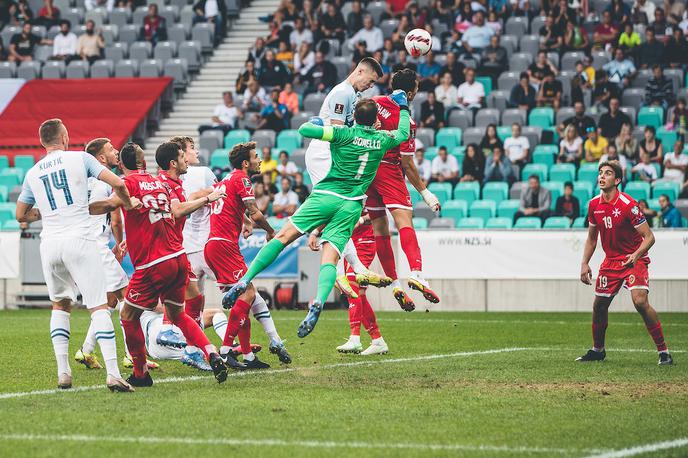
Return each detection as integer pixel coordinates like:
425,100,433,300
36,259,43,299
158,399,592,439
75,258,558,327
0,206,14,225
573,181,593,210
91,59,114,78
429,217,455,229
41,61,65,79
64,60,89,79
412,217,428,230
549,163,575,182
497,125,512,142
652,181,680,201
169,24,189,45
105,43,128,62
365,1,387,23
528,107,554,128
621,88,644,109
109,7,131,28
13,155,34,174
509,53,531,72
303,93,326,114
505,16,528,37
210,149,229,169
521,163,548,182
497,72,519,91
487,90,509,111
482,182,508,204
0,62,17,78
497,199,520,220
129,42,153,62
427,182,452,205
456,217,485,229
0,156,8,169
415,127,435,147
476,76,492,96
0,220,20,231
451,146,466,164
656,128,677,152
469,200,497,223
0,185,7,202
637,107,664,128
192,23,215,53
577,163,599,184
424,147,438,161
453,182,480,206
441,199,467,222
252,130,276,150
224,129,251,148
475,109,499,128
485,217,513,229
276,130,302,153
543,217,572,229
501,108,527,127
561,51,586,71
624,181,651,201
114,59,139,77
154,41,178,62
532,148,556,167
500,34,518,57
514,217,542,229
408,185,422,206
572,217,587,228
542,181,563,210
199,130,223,152
519,35,539,57
461,127,483,146
435,127,462,149
164,58,189,90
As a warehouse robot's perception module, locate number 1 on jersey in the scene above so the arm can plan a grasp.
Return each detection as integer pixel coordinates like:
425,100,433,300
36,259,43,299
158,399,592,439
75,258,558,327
355,153,369,180
39,170,73,211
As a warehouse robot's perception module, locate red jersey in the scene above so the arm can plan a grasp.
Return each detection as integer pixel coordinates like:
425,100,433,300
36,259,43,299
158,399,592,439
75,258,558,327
587,190,647,261
208,169,255,243
374,95,416,165
123,171,184,269
351,210,373,242
158,170,186,249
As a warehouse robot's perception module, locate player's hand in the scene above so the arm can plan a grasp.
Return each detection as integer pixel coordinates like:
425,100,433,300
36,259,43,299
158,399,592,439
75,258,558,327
265,230,275,242
207,189,226,203
309,116,324,126
621,252,639,267
125,197,142,211
390,89,408,108
421,189,441,213
580,263,593,285
308,233,321,251
242,224,253,239
373,119,382,130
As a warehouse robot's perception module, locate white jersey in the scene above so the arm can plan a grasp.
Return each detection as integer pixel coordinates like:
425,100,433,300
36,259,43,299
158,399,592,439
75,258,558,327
182,166,217,254
318,80,359,127
88,177,113,246
19,150,106,240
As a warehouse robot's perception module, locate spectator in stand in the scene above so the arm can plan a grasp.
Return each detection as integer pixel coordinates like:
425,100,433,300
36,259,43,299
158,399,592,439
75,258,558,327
504,122,530,167
278,82,299,114
664,27,688,68
563,20,590,52
455,11,494,59
453,2,473,34
9,22,50,62
77,20,105,64
651,8,671,42
236,60,257,94
372,50,391,92
558,124,583,164
420,91,445,130
319,2,346,43
247,38,266,69
417,51,442,92
431,146,460,186
658,194,682,227
84,0,114,11
632,151,658,182
644,64,674,112
603,47,636,90
199,91,243,135
479,123,503,155
456,67,485,112
51,20,77,63
593,10,619,50
479,34,508,84
392,49,418,73
584,126,608,162
460,143,485,183
242,78,268,112
292,172,310,203
258,50,290,89
558,101,596,138
528,51,557,89
598,96,631,139
261,172,278,195
275,41,294,71
8,0,34,27
142,4,167,46
581,56,595,87
490,0,509,18
515,175,551,223
638,29,665,69
669,98,688,139
276,151,298,179
599,144,628,178
304,51,338,94
260,146,278,181
290,17,313,51
509,72,537,111
663,139,688,183
592,69,620,109
536,72,562,110
0,37,5,61
615,122,638,162
606,0,631,25
552,0,575,31
632,0,655,24
192,0,226,45
510,0,537,22
346,0,364,37
440,51,465,87
254,182,270,214
554,181,580,222
35,0,60,28
273,177,299,217
414,148,432,186
539,15,563,53
256,88,289,133
435,71,458,109
486,9,503,34
638,199,657,224
483,145,515,185
293,42,315,80
618,23,641,51
350,39,372,67
349,14,383,52
639,125,664,163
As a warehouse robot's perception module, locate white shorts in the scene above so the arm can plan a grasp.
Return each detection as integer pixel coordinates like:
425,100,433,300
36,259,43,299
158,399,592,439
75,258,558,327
141,311,183,360
99,244,129,293
305,139,332,186
40,237,107,309
188,250,215,281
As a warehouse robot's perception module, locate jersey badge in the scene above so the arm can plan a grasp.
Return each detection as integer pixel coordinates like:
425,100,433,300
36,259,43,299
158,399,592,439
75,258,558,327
242,177,251,188
631,206,639,215
334,103,344,114
628,275,635,285
612,208,621,218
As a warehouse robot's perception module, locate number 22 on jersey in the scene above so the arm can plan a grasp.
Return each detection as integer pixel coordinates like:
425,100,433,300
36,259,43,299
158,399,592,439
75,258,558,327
142,193,172,224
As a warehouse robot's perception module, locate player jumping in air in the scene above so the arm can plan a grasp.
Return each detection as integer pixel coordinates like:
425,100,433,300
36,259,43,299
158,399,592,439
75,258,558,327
224,92,411,338
578,160,673,365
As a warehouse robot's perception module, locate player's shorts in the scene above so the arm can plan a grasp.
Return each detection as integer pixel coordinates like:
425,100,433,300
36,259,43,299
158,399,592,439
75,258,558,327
204,239,247,289
595,257,650,297
40,237,107,308
140,311,183,360
290,192,363,255
188,250,216,282
365,162,413,219
99,243,129,293
305,139,332,186
125,254,189,310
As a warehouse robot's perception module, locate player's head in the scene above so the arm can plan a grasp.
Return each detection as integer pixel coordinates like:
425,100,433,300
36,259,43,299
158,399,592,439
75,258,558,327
39,118,69,150
120,142,146,172
391,68,419,102
86,137,119,168
349,57,383,92
169,136,199,166
230,141,261,175
156,141,187,174
598,160,623,190
353,98,378,126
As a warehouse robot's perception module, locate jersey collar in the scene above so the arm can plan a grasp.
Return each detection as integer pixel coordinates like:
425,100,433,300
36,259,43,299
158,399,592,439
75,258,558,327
159,170,183,186
599,188,620,205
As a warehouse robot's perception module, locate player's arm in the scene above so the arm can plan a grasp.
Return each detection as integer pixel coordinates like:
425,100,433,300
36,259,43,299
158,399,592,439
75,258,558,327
97,169,137,211
622,221,655,267
580,224,598,285
298,120,345,142
384,92,411,147
16,181,41,223
245,199,275,240
110,208,124,245
242,213,253,239
402,156,440,211
170,188,225,219
189,187,213,201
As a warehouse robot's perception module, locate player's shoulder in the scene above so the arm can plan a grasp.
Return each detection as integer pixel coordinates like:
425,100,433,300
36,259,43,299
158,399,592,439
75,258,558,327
588,193,601,208
617,191,636,208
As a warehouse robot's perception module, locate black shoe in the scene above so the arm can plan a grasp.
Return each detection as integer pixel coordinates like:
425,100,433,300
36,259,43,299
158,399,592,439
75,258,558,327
220,351,247,371
269,342,292,364
244,357,270,370
126,372,154,387
209,353,228,383
576,349,606,362
659,352,674,365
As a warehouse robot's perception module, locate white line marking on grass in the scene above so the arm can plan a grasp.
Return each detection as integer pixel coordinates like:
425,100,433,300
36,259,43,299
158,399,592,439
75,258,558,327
0,433,610,455
584,437,688,458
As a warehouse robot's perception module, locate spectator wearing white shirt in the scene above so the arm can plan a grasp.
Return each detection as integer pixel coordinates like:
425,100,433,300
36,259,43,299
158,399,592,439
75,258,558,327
456,67,484,112
632,152,658,183
435,72,458,109
276,151,299,179
242,78,268,112
289,18,313,51
455,11,494,58
503,123,530,167
198,91,244,135
663,139,688,183
431,146,460,186
413,148,431,186
52,20,78,63
84,0,114,11
349,15,384,52
272,177,300,217
293,42,315,78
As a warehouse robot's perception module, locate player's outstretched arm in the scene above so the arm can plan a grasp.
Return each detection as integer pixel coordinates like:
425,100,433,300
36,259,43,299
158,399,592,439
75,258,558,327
384,104,411,148
298,121,339,142
90,194,130,215
97,169,137,211
171,188,226,218
245,199,275,240
580,224,599,285
402,155,440,211
622,221,655,267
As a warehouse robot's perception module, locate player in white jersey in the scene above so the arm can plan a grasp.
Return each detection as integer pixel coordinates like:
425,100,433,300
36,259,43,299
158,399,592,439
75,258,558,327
16,119,140,392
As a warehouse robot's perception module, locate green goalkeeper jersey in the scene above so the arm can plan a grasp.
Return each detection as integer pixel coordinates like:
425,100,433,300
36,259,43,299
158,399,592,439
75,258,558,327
298,109,410,200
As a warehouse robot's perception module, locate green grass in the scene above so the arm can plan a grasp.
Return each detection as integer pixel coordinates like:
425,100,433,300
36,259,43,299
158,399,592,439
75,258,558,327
0,309,687,458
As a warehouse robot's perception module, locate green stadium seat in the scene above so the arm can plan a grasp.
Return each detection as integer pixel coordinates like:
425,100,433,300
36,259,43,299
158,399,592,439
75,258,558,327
427,182,451,205
485,217,513,228
224,129,251,148
0,174,20,189
476,76,492,96
302,171,312,186
0,156,8,169
573,181,593,212
514,216,542,229
451,146,466,166
543,216,572,228
453,182,480,206
1,167,24,182
532,150,556,167
0,220,20,231
497,125,511,142
13,155,35,174
497,199,520,220
637,106,664,128
528,107,554,128
0,208,14,224
648,198,661,212
424,146,438,161
469,200,497,223
441,199,467,222
652,180,680,201
412,217,428,229
482,182,508,204
456,217,485,229
572,217,586,228
549,163,575,183
577,163,599,184
542,181,563,210
0,185,7,203
210,149,230,169
435,127,462,149
276,130,302,153
408,184,422,206
656,128,677,151
624,181,650,201
521,163,548,182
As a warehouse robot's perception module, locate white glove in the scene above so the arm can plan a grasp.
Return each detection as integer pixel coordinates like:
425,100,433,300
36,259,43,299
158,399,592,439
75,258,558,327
421,189,440,212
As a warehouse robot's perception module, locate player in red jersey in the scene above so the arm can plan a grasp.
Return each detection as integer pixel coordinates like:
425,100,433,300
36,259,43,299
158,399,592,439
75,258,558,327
205,142,292,368
578,160,673,365
368,69,441,311
91,143,230,386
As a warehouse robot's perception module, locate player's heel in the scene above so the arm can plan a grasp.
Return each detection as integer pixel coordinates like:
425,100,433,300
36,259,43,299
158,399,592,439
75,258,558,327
407,279,440,304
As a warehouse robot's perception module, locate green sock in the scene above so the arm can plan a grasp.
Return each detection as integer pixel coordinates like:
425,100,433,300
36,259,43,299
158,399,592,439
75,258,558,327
241,239,286,283
315,263,337,304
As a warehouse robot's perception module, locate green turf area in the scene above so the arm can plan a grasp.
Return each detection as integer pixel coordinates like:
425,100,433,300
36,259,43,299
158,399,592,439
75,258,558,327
0,309,686,458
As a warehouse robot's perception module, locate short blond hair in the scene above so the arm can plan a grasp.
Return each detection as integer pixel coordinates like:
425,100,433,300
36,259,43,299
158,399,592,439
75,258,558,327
169,136,194,152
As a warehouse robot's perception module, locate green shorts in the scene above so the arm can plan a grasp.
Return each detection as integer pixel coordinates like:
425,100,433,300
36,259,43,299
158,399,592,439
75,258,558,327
289,191,363,255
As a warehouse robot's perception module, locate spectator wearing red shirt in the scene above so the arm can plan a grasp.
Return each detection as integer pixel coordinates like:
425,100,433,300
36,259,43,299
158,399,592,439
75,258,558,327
142,4,167,46
593,10,619,49
35,0,60,28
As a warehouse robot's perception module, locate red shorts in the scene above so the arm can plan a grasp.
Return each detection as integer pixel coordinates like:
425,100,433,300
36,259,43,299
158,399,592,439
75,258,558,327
187,260,198,282
204,239,247,289
595,257,650,297
366,162,412,219
125,254,189,310
345,232,376,279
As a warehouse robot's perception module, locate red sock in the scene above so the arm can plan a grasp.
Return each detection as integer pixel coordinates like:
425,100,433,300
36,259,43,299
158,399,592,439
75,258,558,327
375,235,397,280
121,319,147,378
171,311,214,356
646,322,668,352
238,314,252,355
360,295,381,339
399,227,422,272
348,281,362,336
223,299,251,348
184,294,205,325
592,321,608,349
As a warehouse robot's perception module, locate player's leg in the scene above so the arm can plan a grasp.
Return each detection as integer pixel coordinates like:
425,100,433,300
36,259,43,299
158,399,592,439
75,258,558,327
359,290,388,355
629,281,672,365
119,302,150,386
339,239,392,289
576,295,613,362
298,242,341,338
337,261,364,353
251,292,291,364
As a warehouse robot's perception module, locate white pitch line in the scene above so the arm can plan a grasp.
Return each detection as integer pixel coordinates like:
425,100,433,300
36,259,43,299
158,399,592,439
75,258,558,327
584,437,688,458
0,433,610,455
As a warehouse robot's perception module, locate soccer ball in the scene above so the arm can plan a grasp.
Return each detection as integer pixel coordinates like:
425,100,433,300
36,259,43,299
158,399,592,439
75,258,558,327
404,28,432,58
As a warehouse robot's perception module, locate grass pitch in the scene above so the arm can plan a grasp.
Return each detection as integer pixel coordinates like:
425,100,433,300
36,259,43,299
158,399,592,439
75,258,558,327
0,309,686,458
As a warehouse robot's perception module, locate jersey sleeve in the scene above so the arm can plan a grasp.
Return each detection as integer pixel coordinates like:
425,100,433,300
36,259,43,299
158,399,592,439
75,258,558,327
587,200,596,226
232,174,255,201
204,167,218,187
399,122,416,156
327,89,351,124
17,179,35,205
627,202,646,228
82,152,107,178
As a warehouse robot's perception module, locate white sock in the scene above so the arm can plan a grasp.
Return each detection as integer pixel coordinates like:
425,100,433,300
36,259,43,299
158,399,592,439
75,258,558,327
593,347,604,352
50,310,71,377
251,294,282,346
243,351,255,361
391,279,402,290
336,258,345,276
212,312,228,341
91,309,121,378
343,239,366,274
82,320,97,354
349,334,361,345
